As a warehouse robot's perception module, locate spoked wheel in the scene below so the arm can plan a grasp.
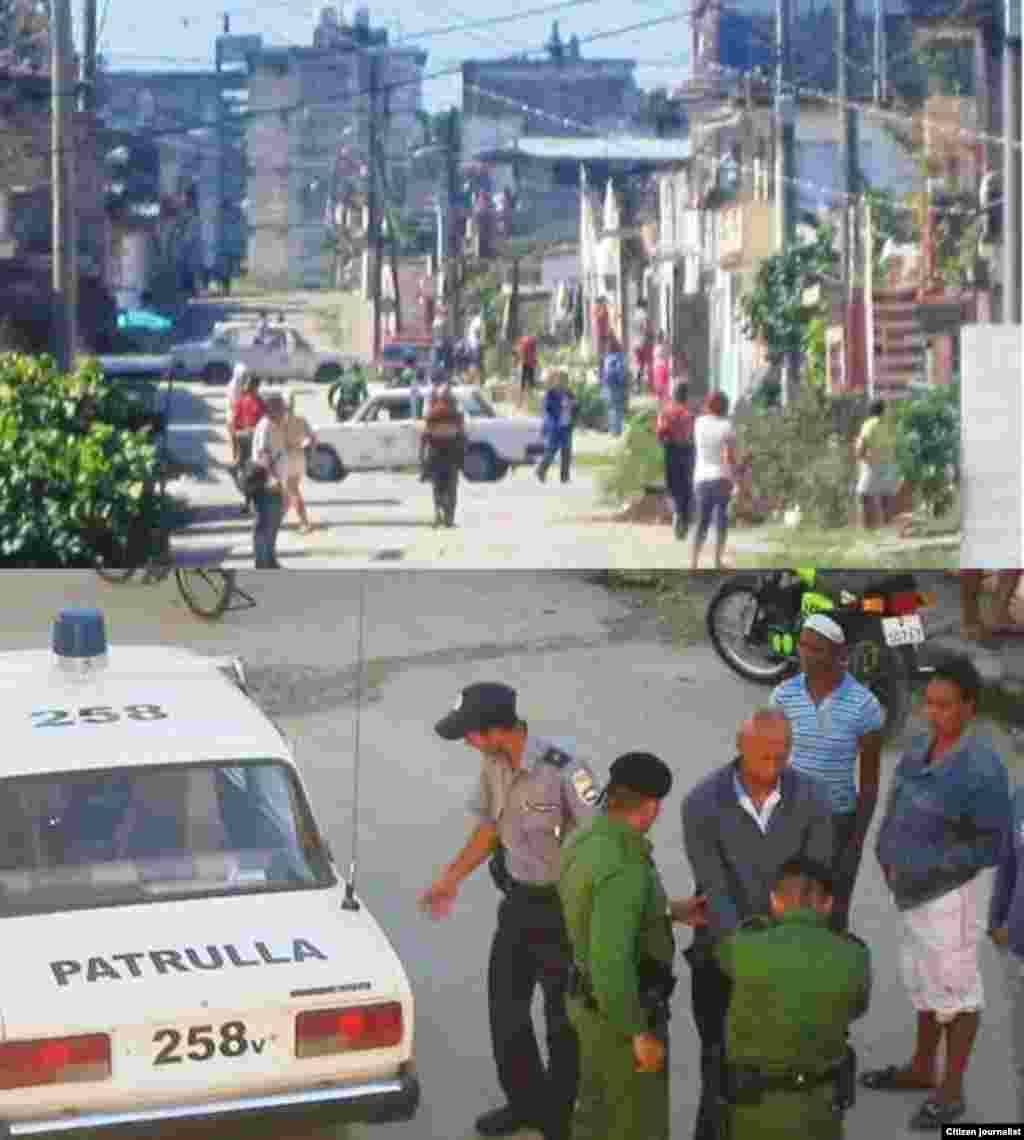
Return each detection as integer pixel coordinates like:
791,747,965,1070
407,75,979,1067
706,575,797,684
847,637,913,742
174,568,234,620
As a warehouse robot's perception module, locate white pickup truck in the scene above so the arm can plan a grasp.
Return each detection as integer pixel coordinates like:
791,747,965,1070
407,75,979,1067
307,387,544,483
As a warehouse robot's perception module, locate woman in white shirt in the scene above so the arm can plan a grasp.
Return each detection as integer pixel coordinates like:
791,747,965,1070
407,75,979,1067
690,390,738,570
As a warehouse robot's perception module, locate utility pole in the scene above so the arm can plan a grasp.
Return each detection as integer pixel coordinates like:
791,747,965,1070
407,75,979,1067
1005,0,1022,324
446,108,461,338
775,0,798,401
51,0,76,371
838,0,860,286
873,0,886,105
367,52,382,362
82,0,97,113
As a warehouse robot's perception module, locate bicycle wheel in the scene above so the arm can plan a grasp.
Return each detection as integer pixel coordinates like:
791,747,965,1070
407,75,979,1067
174,568,234,620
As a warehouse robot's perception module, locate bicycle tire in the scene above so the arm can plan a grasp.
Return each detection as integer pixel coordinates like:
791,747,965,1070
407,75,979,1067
175,568,234,620
95,564,138,584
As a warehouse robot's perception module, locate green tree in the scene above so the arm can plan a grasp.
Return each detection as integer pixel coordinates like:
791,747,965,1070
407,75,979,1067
892,381,960,518
738,224,838,367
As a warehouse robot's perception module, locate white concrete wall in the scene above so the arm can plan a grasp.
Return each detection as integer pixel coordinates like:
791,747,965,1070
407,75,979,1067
961,323,1024,567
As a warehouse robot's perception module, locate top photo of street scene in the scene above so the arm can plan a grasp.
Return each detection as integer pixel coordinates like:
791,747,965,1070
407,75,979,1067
1,0,1019,569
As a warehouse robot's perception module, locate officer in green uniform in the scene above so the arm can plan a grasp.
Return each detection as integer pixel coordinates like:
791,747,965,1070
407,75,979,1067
714,857,871,1140
558,751,704,1140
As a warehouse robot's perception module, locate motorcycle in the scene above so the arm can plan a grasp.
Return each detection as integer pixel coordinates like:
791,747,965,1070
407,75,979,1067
706,569,936,740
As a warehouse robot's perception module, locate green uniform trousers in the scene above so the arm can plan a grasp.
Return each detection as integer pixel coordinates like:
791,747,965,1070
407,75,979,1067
725,1086,842,1140
566,997,668,1140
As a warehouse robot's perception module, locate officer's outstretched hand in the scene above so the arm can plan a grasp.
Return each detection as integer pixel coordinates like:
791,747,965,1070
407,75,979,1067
418,876,458,920
632,1032,666,1074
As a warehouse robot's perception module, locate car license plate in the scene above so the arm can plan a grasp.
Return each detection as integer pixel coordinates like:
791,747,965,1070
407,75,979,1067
151,1019,274,1066
882,615,924,646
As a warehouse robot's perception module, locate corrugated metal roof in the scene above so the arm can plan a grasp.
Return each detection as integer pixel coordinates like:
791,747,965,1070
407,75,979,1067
476,135,691,163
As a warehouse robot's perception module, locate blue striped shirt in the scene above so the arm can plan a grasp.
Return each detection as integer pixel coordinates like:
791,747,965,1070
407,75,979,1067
771,672,884,813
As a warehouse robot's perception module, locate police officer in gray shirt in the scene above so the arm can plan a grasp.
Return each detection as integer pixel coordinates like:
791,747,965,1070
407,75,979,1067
419,682,600,1140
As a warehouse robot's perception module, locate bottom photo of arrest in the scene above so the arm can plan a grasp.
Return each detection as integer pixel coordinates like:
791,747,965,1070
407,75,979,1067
0,568,1022,1140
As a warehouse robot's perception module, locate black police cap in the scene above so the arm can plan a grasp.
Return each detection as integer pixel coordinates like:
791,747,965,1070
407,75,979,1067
607,751,672,799
435,682,518,740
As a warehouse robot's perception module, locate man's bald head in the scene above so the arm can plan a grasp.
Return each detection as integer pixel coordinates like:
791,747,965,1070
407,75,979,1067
737,707,791,791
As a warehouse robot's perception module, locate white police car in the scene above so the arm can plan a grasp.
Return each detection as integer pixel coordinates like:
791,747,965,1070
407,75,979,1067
0,609,418,1135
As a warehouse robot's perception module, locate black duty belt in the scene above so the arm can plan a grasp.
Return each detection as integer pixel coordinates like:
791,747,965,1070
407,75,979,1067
723,1061,844,1103
507,878,560,899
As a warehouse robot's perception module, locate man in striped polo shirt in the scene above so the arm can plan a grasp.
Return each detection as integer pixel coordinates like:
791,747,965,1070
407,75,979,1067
771,614,884,932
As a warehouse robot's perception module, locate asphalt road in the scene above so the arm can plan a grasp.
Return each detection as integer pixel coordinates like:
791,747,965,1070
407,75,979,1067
2,571,1020,1139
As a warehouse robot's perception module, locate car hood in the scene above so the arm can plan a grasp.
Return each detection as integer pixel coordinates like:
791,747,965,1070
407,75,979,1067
0,888,408,1038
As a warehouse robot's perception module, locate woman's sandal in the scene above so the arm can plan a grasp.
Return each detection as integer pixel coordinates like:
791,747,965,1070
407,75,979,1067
860,1065,936,1092
908,1098,966,1130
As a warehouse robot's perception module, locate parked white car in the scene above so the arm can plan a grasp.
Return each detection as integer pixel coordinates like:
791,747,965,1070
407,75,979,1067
0,608,419,1136
307,386,544,483
170,324,357,386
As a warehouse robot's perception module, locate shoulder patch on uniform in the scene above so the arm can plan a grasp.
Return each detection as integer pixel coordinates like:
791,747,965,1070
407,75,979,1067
571,767,600,806
542,747,572,769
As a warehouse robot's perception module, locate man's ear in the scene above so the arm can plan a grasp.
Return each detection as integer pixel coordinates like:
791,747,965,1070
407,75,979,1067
769,890,783,918
821,893,834,915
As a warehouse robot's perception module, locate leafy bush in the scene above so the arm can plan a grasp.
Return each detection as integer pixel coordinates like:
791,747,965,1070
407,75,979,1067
734,386,862,529
892,382,960,518
598,409,663,504
0,354,166,567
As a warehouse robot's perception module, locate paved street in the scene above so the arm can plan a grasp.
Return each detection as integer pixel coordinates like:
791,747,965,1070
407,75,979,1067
2,571,1020,1139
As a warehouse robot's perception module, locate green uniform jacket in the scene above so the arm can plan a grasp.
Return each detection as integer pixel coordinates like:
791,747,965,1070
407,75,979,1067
715,910,871,1137
558,815,675,1036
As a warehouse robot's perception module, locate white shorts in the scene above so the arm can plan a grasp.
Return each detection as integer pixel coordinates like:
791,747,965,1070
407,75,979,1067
900,878,985,1022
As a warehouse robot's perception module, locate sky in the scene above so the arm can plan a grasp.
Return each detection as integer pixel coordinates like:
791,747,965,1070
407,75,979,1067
92,0,694,112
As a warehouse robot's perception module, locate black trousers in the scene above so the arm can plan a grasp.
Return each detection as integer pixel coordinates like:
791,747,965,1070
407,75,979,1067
830,810,862,933
687,945,733,1140
663,441,695,525
488,889,579,1136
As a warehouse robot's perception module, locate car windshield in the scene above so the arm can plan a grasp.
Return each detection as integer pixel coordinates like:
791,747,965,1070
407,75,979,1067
0,761,335,916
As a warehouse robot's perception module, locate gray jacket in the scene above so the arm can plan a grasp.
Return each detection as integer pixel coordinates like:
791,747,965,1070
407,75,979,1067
682,761,835,941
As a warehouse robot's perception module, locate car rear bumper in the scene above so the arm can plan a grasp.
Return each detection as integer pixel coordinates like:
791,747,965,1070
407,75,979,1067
1,1064,420,1136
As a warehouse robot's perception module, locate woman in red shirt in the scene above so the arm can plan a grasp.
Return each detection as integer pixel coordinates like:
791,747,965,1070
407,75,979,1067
231,376,267,515
655,381,695,539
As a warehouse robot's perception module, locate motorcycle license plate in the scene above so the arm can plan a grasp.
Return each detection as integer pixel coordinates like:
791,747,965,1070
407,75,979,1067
882,615,924,646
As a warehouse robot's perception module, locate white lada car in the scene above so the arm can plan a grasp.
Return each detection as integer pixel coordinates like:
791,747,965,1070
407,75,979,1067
0,609,418,1136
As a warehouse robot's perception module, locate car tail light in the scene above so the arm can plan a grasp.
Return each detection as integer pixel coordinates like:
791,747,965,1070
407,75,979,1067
296,1002,403,1058
887,591,926,616
861,596,885,614
0,1034,111,1090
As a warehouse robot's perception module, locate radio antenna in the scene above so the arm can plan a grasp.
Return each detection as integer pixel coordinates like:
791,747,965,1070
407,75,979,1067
342,572,366,912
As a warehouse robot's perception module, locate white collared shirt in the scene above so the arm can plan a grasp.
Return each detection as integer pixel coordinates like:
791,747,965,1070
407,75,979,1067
733,771,782,834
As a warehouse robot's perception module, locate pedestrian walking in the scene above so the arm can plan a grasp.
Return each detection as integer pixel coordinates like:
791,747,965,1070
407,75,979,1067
651,338,671,401
466,310,485,385
863,653,1012,1130
226,362,248,466
854,399,901,529
515,332,539,408
989,782,1024,1124
231,374,266,517
770,613,884,932
655,381,695,540
715,857,870,1140
591,295,611,366
419,683,601,1140
558,752,704,1140
599,334,627,438
690,391,738,570
249,392,287,569
536,368,577,485
681,706,834,1140
632,302,653,393
421,383,466,528
281,391,317,534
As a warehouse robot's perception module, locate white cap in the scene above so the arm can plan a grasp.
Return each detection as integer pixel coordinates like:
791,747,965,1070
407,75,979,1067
802,614,845,645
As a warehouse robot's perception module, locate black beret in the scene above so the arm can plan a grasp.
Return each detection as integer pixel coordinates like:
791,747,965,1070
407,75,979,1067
607,751,672,799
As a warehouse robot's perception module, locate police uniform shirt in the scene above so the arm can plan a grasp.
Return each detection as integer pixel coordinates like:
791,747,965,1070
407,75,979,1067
467,735,601,885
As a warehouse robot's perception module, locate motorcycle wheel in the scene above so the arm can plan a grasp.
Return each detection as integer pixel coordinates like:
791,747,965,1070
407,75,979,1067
846,637,914,742
706,575,798,684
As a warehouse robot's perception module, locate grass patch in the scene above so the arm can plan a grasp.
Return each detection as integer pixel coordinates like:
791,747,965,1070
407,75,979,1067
730,523,959,569
594,570,719,647
573,452,617,470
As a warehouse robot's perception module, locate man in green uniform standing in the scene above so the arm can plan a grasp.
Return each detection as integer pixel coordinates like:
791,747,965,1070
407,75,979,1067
715,857,871,1140
558,751,704,1140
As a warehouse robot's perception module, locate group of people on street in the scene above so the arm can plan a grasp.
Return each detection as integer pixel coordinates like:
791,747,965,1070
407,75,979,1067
226,363,317,568
419,611,1017,1139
